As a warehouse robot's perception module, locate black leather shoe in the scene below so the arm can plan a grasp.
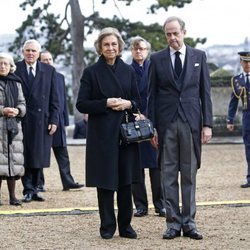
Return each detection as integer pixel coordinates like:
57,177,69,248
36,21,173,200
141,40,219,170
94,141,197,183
134,208,148,217
22,193,33,203
36,185,46,192
163,228,181,239
62,183,84,191
183,229,203,240
119,226,137,239
10,198,22,206
155,208,166,217
32,193,45,202
101,233,113,239
240,183,250,188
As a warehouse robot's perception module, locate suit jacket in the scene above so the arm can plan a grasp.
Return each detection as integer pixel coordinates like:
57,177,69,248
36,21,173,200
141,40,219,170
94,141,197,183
148,45,213,167
52,72,69,147
15,60,59,168
76,55,141,190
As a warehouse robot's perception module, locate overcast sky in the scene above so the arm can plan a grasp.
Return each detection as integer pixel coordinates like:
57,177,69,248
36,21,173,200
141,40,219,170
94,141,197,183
1,0,249,48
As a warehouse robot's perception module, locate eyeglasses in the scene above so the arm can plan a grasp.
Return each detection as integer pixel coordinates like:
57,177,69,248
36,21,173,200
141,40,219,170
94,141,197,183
132,47,148,52
0,61,10,67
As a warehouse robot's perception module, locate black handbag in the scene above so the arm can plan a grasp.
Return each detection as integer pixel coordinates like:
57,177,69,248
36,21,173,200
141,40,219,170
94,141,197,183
120,110,154,144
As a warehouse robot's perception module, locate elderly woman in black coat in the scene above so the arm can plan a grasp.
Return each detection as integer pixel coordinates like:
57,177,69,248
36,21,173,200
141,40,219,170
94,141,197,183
76,27,141,240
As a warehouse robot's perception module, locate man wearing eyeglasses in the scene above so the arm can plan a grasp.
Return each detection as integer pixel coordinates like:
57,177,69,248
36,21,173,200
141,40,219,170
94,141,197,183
129,36,166,219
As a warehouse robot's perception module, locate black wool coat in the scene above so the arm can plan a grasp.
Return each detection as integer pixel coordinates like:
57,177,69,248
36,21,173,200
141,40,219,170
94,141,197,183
76,56,141,191
15,60,59,169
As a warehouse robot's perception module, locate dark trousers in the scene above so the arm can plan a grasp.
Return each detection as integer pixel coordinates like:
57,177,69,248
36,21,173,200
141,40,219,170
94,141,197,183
22,168,40,195
242,117,250,183
132,168,164,212
38,146,76,189
97,185,133,236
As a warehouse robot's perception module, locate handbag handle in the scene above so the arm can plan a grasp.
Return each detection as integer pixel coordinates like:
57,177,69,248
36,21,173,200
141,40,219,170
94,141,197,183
124,109,142,123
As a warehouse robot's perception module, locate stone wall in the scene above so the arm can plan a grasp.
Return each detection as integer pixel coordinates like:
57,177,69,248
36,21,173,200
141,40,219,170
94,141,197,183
211,85,242,136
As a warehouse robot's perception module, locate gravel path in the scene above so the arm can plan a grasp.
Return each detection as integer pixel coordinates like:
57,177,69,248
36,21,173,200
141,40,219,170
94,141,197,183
0,144,249,249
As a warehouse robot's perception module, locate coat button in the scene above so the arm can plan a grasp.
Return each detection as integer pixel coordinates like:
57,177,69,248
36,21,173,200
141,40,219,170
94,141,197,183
38,108,42,112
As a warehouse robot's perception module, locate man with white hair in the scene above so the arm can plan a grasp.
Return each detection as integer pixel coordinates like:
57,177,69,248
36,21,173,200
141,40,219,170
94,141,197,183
15,39,59,202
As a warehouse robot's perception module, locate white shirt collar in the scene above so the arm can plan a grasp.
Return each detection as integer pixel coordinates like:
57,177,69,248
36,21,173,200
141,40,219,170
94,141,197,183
170,44,186,56
26,61,37,76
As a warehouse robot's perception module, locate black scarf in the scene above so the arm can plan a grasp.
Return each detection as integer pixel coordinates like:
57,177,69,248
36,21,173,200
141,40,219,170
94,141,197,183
0,73,22,107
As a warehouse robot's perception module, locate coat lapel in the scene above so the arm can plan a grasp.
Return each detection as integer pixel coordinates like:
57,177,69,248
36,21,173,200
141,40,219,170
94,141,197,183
29,61,43,95
159,48,179,90
182,46,195,87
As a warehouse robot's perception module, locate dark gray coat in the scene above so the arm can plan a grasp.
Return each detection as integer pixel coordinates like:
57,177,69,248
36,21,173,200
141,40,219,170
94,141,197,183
76,56,141,191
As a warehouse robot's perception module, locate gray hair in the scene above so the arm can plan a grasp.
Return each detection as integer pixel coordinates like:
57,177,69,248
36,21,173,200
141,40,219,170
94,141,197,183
129,36,151,51
94,27,125,56
22,39,41,52
163,16,186,31
0,52,16,73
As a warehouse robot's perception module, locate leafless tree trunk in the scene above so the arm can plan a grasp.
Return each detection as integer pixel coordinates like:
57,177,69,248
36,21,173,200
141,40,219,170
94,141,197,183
69,0,84,121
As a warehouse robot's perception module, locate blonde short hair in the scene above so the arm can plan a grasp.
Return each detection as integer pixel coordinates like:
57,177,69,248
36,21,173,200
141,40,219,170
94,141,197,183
94,27,125,56
0,52,16,73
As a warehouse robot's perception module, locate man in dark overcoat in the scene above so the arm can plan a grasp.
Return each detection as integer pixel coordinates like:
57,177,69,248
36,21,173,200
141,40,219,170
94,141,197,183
38,51,84,191
148,17,213,240
15,39,59,202
129,36,165,218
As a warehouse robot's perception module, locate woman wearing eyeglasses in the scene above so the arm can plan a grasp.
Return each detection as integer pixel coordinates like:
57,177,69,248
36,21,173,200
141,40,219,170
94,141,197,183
0,52,26,206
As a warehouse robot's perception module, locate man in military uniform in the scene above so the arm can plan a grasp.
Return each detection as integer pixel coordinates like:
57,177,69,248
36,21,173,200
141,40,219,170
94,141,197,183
227,51,250,188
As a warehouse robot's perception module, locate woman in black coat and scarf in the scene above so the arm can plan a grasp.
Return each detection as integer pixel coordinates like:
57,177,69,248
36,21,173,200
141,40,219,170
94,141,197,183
76,27,141,240
0,53,26,206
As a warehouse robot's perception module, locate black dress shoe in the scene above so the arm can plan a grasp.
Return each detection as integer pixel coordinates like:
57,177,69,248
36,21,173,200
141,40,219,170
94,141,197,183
32,193,45,202
62,183,84,191
119,226,137,239
155,208,166,217
240,183,250,188
22,193,33,203
10,198,22,206
36,185,46,192
134,208,148,217
101,233,113,240
163,228,181,239
183,229,203,240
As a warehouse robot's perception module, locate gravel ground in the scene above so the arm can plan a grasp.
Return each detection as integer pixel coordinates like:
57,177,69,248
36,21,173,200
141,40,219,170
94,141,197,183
0,143,249,250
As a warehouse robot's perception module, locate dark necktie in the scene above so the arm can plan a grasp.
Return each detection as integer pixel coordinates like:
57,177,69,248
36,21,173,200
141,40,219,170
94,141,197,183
174,51,182,77
28,66,35,83
246,73,250,88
